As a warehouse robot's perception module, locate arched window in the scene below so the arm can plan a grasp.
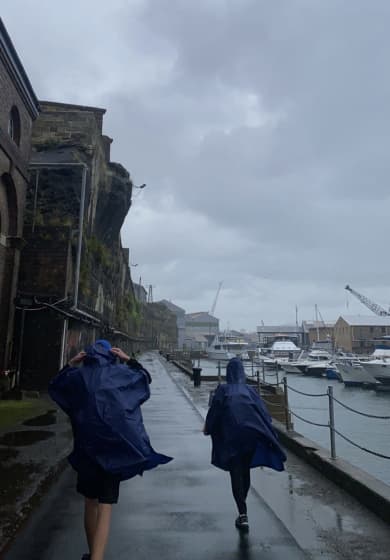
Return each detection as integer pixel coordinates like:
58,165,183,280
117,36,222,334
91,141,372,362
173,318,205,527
1,173,18,236
8,106,21,146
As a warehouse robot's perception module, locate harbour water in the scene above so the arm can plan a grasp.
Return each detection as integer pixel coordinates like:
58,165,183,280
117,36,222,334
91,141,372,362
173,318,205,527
196,359,390,486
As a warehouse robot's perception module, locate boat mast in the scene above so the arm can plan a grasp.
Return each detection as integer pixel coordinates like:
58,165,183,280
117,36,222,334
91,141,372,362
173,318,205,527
315,304,320,342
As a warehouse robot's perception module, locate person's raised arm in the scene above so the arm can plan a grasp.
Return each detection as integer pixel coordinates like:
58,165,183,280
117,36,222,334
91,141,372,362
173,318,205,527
111,348,152,384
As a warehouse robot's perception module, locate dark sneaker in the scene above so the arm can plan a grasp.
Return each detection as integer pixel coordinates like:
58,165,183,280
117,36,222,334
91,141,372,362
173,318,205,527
81,555,91,560
235,514,249,531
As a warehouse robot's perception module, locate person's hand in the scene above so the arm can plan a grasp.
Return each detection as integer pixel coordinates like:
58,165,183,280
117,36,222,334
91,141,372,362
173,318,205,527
111,348,130,362
68,351,86,367
202,423,209,436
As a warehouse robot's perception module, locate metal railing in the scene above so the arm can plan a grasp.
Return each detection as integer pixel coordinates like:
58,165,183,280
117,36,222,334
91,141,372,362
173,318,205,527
240,359,390,461
278,376,390,461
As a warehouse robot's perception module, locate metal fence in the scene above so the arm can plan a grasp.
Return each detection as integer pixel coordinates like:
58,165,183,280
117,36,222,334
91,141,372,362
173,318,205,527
247,363,390,461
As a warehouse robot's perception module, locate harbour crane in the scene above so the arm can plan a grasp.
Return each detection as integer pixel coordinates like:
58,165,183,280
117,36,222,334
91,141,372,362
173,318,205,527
344,285,390,316
210,281,223,316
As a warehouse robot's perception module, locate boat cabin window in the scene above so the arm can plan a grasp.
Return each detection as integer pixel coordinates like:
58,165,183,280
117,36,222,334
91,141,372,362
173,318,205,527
214,345,220,350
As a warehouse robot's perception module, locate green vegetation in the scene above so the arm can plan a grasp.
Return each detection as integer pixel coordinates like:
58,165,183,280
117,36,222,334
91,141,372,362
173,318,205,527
0,399,52,430
117,292,141,331
85,236,111,269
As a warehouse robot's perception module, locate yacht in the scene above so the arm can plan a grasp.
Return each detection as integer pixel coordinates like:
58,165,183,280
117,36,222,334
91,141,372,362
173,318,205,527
270,339,301,360
362,359,390,384
207,333,249,361
298,350,331,375
336,361,378,388
336,345,390,385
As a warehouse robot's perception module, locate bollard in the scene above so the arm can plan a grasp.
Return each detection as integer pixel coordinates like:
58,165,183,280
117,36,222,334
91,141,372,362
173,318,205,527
283,377,291,431
192,367,202,387
328,386,337,459
166,353,170,362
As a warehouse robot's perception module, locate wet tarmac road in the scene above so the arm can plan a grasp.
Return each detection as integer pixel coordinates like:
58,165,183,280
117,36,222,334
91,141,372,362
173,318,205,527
5,353,307,560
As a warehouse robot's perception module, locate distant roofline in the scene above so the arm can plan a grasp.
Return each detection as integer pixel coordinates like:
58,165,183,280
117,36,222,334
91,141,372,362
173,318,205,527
338,314,390,326
0,18,39,118
257,325,302,332
185,311,218,319
39,100,106,115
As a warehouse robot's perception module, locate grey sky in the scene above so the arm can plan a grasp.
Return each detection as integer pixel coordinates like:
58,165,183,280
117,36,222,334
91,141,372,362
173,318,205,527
3,1,390,330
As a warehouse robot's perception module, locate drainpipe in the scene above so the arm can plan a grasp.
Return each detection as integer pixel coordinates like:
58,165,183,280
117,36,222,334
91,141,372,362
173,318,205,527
73,165,87,309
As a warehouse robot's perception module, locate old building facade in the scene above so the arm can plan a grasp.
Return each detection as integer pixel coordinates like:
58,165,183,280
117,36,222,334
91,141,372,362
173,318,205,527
0,19,39,374
14,101,139,387
334,315,390,354
184,312,219,349
159,300,185,349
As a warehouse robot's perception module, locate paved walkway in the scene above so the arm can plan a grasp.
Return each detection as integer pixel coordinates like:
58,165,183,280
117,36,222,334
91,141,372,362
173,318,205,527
5,353,306,560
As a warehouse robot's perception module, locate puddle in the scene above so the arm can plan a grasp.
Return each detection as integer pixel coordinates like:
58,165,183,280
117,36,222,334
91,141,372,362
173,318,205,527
0,430,54,446
0,448,18,461
23,411,57,426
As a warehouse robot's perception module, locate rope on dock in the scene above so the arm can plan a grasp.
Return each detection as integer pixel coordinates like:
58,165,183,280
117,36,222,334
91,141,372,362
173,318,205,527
289,409,328,428
286,385,328,398
332,396,390,420
333,428,390,460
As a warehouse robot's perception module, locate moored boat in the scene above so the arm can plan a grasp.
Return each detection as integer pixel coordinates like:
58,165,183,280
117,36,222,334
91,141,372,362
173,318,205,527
336,361,378,388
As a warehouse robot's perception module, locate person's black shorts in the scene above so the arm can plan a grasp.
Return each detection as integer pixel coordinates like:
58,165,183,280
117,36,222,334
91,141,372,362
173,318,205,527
76,467,121,504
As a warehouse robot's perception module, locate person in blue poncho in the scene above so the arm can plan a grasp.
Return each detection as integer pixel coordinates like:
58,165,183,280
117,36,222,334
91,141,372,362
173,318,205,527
49,340,172,560
204,357,286,531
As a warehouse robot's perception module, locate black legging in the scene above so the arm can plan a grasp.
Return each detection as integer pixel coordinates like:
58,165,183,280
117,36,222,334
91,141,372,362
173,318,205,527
229,452,252,515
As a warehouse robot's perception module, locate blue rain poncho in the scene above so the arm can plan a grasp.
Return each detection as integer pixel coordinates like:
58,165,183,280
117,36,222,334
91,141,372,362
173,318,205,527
49,343,172,480
205,357,286,471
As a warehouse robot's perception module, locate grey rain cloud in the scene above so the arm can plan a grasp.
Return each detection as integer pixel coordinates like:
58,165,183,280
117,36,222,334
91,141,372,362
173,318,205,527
3,0,390,329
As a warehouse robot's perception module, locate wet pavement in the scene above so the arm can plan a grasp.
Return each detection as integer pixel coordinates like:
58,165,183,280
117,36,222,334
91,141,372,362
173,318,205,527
0,397,71,549
4,352,390,559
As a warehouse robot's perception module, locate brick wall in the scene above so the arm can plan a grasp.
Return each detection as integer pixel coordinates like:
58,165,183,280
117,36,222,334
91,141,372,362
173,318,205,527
18,226,72,298
0,49,37,371
0,58,34,163
32,102,104,151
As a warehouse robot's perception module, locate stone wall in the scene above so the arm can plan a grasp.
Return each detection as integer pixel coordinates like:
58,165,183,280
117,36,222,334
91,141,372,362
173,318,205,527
14,101,166,384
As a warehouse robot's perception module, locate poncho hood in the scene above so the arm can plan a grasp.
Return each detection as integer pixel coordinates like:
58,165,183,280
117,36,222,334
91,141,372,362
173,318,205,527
83,341,116,367
226,357,246,384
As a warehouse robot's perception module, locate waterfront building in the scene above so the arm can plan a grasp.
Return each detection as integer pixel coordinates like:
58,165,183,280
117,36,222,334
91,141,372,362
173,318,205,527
0,18,39,375
184,311,219,350
159,300,185,349
302,320,335,349
15,101,138,387
334,315,390,354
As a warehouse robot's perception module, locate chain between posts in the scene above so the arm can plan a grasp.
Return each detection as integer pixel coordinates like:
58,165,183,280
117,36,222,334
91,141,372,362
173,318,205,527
281,377,390,461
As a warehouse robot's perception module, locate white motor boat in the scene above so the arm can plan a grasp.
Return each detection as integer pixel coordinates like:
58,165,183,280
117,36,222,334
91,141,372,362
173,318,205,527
305,361,333,377
284,350,332,376
337,361,378,388
281,362,303,374
207,333,249,361
363,359,390,384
